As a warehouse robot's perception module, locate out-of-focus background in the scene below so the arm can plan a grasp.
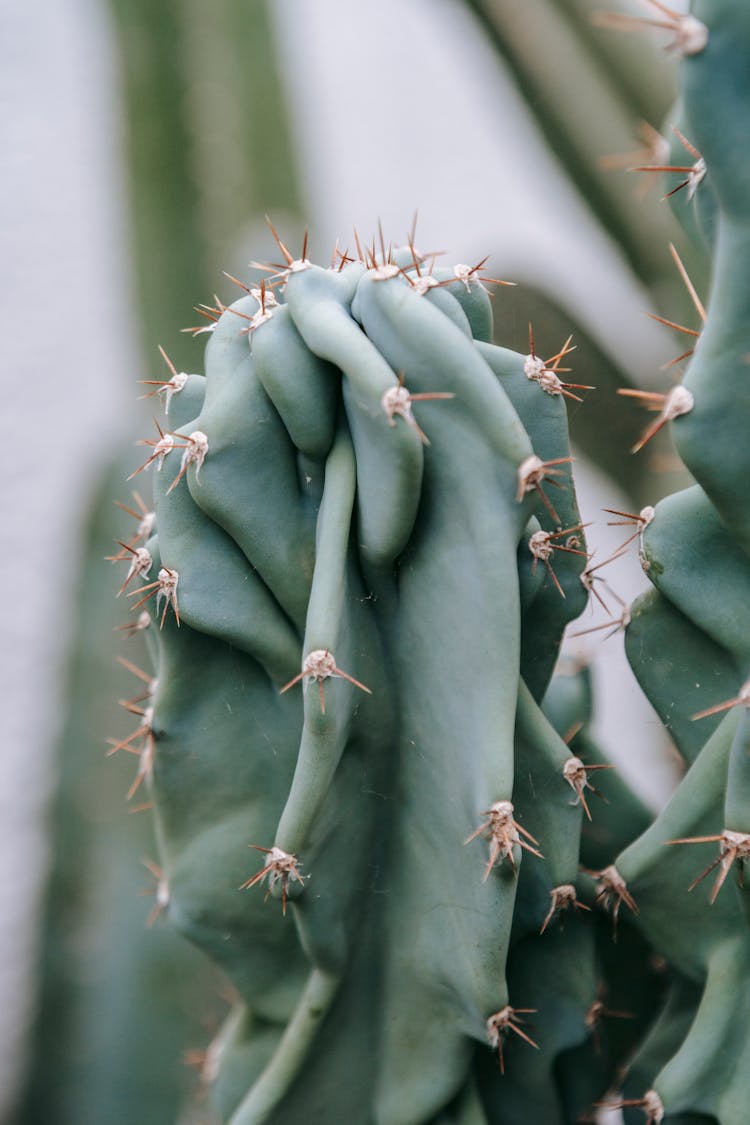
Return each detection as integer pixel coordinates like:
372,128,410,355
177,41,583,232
2,0,698,1121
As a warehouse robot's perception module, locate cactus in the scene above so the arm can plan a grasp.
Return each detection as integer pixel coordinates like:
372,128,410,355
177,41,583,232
104,2,750,1122
108,228,662,1124
586,3,750,1122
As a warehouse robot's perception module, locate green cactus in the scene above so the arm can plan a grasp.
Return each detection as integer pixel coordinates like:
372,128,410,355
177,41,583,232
101,2,750,1121
585,3,750,1121
108,232,659,1123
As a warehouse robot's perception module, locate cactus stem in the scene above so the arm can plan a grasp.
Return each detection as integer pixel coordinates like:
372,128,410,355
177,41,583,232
618,385,694,453
485,1006,539,1074
516,455,574,525
465,800,543,879
140,858,169,927
381,375,455,446
127,419,176,479
240,845,306,915
590,864,639,939
279,649,372,715
540,883,591,934
691,678,750,721
597,1089,665,1123
128,567,180,628
563,756,615,820
665,830,750,902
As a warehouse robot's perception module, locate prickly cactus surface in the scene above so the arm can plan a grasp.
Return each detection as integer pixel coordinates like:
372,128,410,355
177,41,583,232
110,232,644,1124
599,4,750,1122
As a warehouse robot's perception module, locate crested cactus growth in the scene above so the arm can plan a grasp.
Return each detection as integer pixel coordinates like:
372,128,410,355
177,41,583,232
108,226,655,1123
104,3,750,1122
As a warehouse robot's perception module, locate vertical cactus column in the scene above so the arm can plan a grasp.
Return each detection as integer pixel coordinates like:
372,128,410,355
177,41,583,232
595,3,750,1121
107,227,660,1122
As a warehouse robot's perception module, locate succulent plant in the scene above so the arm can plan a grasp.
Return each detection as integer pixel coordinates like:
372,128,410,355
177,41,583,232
588,3,750,1121
27,1,750,1122
107,223,662,1123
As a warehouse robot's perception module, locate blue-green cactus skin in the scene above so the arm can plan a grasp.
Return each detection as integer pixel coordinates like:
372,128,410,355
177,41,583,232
609,4,750,1120
109,231,653,1123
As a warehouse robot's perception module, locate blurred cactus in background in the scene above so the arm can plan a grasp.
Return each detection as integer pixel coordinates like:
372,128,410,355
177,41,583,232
15,0,750,1123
